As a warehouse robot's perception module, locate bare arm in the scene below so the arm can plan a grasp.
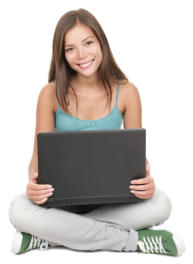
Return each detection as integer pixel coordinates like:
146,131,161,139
123,82,148,163
28,158,38,182
123,82,155,199
26,82,56,204
28,82,56,181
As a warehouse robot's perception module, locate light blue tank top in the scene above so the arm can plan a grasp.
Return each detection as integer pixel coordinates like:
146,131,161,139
54,81,124,131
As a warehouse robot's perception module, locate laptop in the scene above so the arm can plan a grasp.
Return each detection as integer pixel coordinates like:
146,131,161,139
37,128,146,208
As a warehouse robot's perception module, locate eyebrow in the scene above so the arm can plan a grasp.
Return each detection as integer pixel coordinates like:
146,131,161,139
65,36,94,47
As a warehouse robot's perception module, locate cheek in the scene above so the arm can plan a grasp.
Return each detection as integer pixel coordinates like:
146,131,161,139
65,54,74,64
92,46,102,63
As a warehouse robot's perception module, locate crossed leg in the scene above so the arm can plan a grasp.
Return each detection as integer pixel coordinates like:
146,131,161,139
8,193,138,252
82,188,172,231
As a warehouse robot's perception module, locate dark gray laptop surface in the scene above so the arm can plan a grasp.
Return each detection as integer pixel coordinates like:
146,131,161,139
37,128,146,208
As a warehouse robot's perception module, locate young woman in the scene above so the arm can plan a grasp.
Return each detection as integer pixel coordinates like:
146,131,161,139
9,8,185,256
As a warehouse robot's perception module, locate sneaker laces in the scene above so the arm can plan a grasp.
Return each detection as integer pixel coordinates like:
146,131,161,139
27,235,49,251
138,235,166,254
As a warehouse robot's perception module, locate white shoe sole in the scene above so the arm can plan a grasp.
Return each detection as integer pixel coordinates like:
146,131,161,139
11,231,23,254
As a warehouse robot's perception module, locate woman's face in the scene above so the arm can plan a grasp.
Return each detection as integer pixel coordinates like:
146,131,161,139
64,23,102,78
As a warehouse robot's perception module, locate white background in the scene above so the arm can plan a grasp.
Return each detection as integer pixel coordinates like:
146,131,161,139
0,0,192,262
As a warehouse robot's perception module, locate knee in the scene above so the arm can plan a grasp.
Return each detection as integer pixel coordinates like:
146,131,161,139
8,193,28,227
153,188,172,225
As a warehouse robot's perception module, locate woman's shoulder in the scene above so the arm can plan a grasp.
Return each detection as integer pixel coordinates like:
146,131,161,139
118,80,140,110
119,79,139,96
40,80,56,94
119,79,137,89
39,80,58,112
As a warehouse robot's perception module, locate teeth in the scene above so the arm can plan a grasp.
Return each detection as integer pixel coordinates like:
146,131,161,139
79,59,93,67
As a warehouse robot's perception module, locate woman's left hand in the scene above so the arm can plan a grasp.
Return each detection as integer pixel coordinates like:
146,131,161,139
129,159,155,199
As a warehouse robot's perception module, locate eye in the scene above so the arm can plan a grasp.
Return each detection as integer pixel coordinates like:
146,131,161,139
85,41,93,46
65,47,73,53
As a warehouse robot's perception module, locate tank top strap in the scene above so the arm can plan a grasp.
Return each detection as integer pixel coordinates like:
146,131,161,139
115,80,120,105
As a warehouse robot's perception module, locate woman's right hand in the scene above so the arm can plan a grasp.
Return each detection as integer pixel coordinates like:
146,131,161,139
26,172,54,205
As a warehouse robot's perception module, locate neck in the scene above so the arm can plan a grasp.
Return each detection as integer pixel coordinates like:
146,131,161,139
71,73,103,93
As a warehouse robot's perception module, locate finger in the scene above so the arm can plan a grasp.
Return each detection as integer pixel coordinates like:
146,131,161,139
131,189,154,199
146,163,150,177
131,176,152,185
32,172,38,179
27,182,52,191
129,183,154,191
34,198,48,205
30,173,38,183
29,192,53,201
27,187,54,197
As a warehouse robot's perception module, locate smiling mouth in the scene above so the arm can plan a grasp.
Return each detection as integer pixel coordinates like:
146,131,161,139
77,59,95,69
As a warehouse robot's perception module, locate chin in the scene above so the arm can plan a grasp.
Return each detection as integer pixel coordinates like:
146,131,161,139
75,67,99,78
78,71,98,78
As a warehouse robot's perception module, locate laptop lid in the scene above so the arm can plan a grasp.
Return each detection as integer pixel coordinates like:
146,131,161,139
37,128,146,208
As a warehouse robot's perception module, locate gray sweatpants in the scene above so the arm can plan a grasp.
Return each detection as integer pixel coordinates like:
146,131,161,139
8,188,172,252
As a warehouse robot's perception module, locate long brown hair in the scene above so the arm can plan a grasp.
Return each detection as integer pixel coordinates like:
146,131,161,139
48,8,128,115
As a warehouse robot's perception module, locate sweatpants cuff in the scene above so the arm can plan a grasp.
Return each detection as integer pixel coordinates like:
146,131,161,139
123,228,138,252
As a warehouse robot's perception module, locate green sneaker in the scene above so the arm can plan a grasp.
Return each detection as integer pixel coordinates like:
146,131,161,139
137,228,185,256
11,231,49,254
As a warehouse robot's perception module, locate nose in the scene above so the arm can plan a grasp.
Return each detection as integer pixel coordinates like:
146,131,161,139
76,47,87,59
